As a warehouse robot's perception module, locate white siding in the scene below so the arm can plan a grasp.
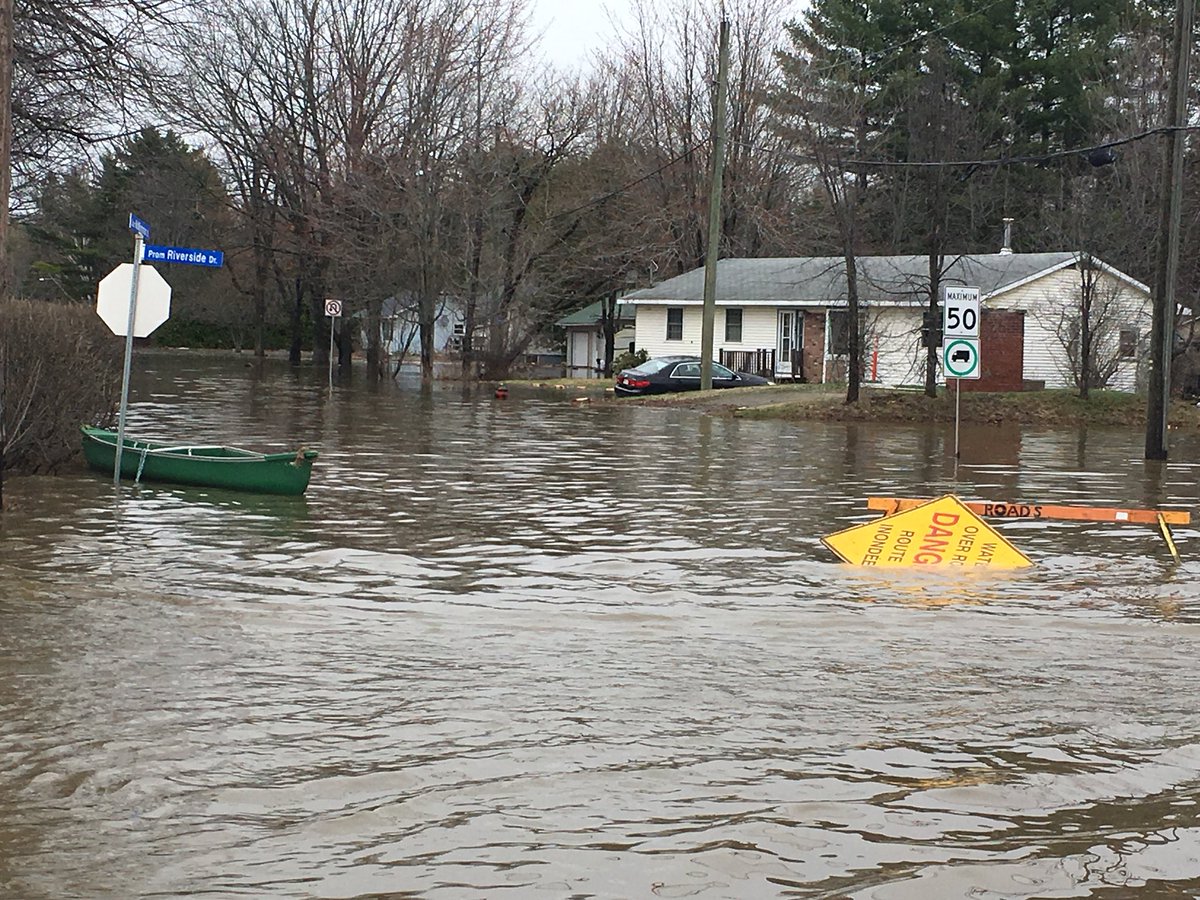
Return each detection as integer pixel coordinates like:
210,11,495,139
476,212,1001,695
632,265,1150,391
989,267,1151,391
636,305,701,357
566,330,594,376
864,308,927,386
737,307,779,352
635,304,780,360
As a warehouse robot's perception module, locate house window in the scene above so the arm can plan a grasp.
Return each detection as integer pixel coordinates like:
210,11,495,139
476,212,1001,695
1119,327,1138,358
828,310,849,356
828,309,867,356
666,307,683,341
725,308,743,343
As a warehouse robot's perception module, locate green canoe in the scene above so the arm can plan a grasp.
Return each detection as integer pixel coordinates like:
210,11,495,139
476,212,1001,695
81,425,318,495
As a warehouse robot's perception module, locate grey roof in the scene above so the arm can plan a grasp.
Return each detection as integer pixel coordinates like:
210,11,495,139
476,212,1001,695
621,253,1143,304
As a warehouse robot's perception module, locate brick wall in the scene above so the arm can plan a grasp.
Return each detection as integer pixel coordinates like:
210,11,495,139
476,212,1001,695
958,310,1025,392
802,311,825,383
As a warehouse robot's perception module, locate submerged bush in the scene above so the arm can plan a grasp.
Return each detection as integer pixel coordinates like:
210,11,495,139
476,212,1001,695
1,298,121,474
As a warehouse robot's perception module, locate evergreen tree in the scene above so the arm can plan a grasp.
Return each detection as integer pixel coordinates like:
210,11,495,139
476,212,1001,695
18,129,237,338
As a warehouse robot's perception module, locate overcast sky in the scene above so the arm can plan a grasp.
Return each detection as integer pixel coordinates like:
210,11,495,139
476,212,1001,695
525,1,810,72
526,0,629,71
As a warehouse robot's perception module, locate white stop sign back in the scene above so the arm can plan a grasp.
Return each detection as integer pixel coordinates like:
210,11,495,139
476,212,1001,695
96,263,172,337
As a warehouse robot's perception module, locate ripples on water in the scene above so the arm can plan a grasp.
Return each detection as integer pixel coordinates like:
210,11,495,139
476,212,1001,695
3,355,1200,898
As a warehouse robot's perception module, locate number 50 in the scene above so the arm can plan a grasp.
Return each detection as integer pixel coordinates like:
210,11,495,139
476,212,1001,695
947,306,977,331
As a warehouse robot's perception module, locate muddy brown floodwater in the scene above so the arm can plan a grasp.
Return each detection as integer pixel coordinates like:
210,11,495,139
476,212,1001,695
3,353,1200,898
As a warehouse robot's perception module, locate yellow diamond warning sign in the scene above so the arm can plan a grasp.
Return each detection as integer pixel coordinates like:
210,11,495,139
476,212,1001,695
822,494,1033,569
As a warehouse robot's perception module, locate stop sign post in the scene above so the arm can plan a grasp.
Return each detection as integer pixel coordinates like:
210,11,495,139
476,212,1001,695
98,219,175,486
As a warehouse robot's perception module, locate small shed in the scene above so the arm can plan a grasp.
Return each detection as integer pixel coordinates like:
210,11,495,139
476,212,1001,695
557,300,636,378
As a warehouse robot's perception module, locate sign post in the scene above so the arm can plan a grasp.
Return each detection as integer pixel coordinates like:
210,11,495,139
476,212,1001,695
942,286,981,459
115,216,150,484
324,299,343,392
97,223,224,486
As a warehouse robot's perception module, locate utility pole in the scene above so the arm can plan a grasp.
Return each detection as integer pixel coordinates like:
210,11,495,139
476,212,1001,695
1146,0,1194,459
0,0,10,302
0,0,12,510
700,18,730,391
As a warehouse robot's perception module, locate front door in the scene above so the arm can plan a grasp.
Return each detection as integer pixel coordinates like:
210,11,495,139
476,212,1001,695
777,310,802,380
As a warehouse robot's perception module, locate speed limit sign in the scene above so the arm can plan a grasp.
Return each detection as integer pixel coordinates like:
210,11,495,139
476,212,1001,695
942,286,980,338
324,298,343,317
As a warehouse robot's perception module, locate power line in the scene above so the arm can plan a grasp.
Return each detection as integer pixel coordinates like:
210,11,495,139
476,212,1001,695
737,125,1199,171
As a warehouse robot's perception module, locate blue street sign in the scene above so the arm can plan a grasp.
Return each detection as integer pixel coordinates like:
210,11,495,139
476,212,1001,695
128,213,151,240
143,244,224,268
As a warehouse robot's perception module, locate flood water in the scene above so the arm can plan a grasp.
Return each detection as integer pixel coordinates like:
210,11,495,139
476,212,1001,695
4,353,1200,899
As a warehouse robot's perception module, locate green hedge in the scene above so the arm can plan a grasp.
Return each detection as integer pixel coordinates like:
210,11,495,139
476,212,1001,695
152,319,300,351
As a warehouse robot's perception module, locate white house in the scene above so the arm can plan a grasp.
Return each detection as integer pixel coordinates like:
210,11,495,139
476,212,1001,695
358,293,460,359
621,252,1152,391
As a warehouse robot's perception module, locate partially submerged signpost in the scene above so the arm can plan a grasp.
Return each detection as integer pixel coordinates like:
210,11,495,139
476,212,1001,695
822,495,1189,569
823,495,1033,569
95,214,223,485
866,496,1188,563
97,214,170,485
942,285,981,458
324,299,342,393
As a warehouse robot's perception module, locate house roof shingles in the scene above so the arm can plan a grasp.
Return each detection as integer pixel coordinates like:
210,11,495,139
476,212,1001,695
621,253,1137,305
555,300,636,327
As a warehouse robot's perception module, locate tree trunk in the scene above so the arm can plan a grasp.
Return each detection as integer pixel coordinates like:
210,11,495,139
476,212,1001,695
461,304,476,381
601,293,617,377
289,275,304,365
844,251,861,404
310,264,331,367
924,243,944,398
252,234,267,358
337,323,352,370
366,296,382,380
418,292,435,383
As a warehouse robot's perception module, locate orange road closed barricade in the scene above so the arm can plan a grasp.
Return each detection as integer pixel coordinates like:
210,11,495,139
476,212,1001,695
866,497,1190,526
823,495,1033,569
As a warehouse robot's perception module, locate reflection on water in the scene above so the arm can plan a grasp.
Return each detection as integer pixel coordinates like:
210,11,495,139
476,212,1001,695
2,353,1200,898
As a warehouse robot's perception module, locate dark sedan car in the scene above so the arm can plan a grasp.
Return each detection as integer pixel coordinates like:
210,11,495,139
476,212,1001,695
614,355,772,396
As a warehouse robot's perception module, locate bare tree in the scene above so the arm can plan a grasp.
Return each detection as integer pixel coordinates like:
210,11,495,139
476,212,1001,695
1041,253,1148,396
606,0,808,276
12,0,193,190
774,22,871,402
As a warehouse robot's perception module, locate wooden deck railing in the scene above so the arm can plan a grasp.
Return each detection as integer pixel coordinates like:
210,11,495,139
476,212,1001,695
719,347,804,381
720,348,775,378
